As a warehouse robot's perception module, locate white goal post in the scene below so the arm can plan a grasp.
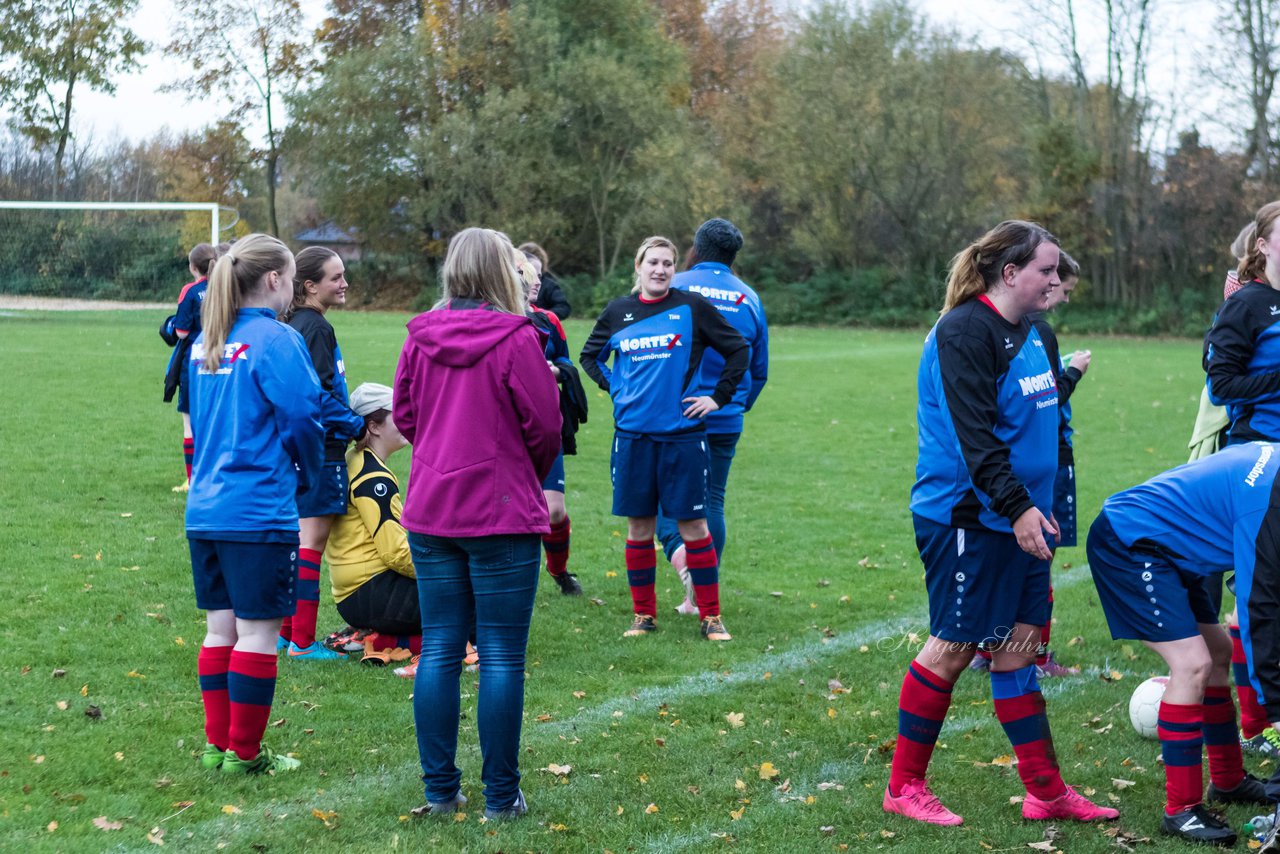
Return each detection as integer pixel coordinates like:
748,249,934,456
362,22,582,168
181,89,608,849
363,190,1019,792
0,201,225,245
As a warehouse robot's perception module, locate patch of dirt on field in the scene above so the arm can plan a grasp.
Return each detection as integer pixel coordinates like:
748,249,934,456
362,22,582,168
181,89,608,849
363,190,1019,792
0,296,169,311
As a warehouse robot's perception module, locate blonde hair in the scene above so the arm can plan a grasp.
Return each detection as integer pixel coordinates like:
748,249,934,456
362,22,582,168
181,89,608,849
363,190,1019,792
942,220,1059,314
202,233,293,373
1238,203,1280,283
631,236,679,294
1230,221,1257,261
436,228,525,315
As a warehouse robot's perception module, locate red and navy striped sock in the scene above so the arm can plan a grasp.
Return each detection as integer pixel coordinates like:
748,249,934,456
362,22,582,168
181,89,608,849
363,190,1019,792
278,617,292,646
227,650,277,761
1158,700,1203,815
684,535,720,619
393,635,423,655
197,645,232,750
1202,685,1244,790
625,539,656,617
888,661,954,796
183,438,194,481
991,664,1066,800
1230,624,1268,739
292,548,322,649
543,516,571,577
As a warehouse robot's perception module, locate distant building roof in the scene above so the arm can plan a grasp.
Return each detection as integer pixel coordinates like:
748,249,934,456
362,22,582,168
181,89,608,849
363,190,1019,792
294,221,359,244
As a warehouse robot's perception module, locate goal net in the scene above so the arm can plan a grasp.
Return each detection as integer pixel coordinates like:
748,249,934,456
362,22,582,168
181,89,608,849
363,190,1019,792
0,202,229,302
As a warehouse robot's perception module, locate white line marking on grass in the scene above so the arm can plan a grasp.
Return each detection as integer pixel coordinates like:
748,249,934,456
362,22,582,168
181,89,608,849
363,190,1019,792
541,615,917,735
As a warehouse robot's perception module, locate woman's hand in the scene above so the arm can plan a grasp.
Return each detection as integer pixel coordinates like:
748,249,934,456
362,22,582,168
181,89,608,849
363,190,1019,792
547,360,561,379
1013,507,1058,560
1066,349,1092,375
682,396,720,419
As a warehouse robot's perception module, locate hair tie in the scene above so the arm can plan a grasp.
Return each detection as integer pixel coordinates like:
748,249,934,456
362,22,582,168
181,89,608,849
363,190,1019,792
230,255,239,266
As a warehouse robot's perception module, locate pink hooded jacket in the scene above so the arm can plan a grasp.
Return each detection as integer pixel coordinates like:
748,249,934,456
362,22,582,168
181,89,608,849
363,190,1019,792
393,303,562,537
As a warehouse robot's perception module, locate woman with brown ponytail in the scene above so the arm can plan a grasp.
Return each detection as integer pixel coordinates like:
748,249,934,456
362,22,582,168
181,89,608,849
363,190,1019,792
185,234,323,775
166,242,220,492
885,221,1117,828
1204,202,1280,445
279,247,367,661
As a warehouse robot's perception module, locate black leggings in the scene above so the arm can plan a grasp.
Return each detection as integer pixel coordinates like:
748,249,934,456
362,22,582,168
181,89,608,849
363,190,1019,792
335,570,421,636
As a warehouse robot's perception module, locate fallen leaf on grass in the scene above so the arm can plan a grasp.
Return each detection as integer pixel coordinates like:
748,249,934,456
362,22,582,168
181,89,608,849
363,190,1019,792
820,826,835,836
828,679,848,694
536,714,553,722
221,805,240,815
147,827,165,845
453,812,466,823
46,822,57,832
572,691,586,699
645,803,659,814
880,829,895,838
93,817,123,831
827,708,838,719
548,823,567,831
734,779,746,792
817,782,844,791
1026,842,1057,852
758,762,779,780
725,712,745,728
32,755,44,764
546,763,572,776
114,752,125,761
991,754,1015,768
171,801,195,810
1111,778,1136,789
56,701,67,711
311,808,337,829
729,806,745,821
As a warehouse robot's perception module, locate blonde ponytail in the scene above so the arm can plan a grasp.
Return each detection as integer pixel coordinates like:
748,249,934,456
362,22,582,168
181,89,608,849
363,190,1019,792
200,233,292,373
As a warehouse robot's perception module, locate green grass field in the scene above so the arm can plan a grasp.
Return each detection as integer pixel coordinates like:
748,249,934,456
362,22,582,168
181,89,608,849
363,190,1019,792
0,309,1250,852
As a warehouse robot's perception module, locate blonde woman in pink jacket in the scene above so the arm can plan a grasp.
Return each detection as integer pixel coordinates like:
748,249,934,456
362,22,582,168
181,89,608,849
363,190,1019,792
393,228,561,822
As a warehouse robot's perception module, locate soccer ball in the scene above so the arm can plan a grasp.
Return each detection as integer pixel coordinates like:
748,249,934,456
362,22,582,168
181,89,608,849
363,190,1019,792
1128,675,1169,739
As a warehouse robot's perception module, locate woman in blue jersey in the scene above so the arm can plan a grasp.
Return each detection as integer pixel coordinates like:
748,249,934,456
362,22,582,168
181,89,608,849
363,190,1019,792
166,242,219,492
885,221,1116,828
1086,445,1278,846
580,236,749,642
280,247,367,661
186,233,324,776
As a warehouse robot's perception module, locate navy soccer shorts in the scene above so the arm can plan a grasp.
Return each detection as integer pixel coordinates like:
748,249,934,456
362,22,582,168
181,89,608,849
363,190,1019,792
297,458,348,518
1085,511,1217,642
189,534,298,619
914,513,1051,644
1053,463,1077,548
541,452,566,493
611,431,709,520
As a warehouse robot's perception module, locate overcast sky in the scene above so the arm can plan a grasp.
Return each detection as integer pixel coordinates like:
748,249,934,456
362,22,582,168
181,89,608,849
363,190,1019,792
22,0,1240,152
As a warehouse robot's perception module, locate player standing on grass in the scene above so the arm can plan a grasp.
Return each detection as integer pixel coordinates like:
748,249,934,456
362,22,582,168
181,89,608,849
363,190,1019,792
520,249,585,596
1202,203,1280,755
970,251,1090,677
165,243,219,492
885,220,1118,827
580,236,748,641
1086,443,1280,847
279,247,366,662
655,219,769,616
186,233,322,775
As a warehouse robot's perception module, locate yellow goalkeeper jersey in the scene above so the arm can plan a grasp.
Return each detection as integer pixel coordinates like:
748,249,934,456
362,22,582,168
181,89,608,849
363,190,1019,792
325,447,414,602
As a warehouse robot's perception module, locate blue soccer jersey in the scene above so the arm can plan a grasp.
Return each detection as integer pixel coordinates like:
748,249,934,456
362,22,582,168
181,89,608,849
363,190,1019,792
910,298,1059,533
580,288,748,436
672,263,769,434
1095,442,1280,719
1204,280,1280,441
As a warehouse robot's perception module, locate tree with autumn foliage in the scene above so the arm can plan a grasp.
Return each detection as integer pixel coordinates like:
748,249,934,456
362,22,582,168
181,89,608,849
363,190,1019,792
164,0,310,237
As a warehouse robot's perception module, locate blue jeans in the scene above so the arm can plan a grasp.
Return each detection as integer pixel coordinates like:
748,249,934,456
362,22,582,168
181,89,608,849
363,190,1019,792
409,532,540,810
658,432,740,560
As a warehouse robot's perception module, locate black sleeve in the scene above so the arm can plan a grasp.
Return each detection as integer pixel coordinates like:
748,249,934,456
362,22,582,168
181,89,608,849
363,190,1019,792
1058,365,1083,403
535,273,572,320
1035,318,1082,402
1205,298,1280,405
579,307,615,392
1246,506,1280,722
938,330,1035,523
695,298,749,406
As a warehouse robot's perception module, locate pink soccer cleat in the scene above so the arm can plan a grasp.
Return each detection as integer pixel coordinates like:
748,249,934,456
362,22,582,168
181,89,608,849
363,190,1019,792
882,779,964,826
1022,786,1119,821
